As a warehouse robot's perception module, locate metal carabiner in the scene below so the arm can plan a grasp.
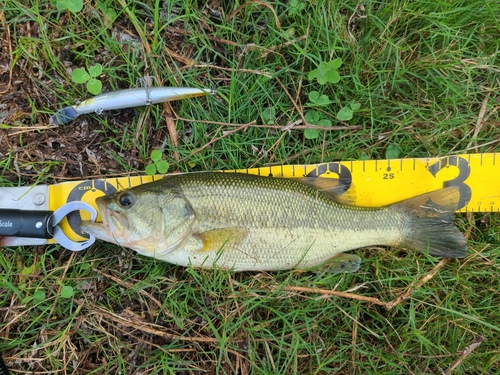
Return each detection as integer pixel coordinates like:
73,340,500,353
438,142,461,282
51,202,98,251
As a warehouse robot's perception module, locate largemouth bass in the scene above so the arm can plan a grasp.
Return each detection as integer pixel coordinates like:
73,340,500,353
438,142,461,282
81,172,467,272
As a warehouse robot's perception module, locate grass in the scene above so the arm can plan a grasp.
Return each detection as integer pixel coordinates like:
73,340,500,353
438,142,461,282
1,0,500,373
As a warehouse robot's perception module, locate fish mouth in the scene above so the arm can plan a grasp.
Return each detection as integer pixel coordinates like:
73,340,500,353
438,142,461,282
80,196,125,243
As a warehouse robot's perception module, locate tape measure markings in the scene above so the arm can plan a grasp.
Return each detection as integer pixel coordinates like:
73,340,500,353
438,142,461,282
48,153,500,242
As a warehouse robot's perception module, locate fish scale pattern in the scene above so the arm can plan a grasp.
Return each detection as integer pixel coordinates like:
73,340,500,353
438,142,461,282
171,172,397,232
150,173,404,270
82,172,466,271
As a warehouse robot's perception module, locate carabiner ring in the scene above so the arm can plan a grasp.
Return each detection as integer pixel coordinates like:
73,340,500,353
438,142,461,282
51,202,98,251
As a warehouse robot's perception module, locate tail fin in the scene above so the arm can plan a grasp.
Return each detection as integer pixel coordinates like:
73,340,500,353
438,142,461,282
393,187,467,258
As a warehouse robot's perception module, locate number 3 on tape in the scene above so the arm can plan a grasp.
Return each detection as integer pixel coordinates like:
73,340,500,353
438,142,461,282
427,156,472,209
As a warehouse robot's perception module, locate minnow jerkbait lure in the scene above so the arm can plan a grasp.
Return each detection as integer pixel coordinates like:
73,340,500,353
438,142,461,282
49,86,214,125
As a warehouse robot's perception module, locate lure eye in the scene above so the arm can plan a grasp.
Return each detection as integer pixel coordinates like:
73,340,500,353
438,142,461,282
118,192,135,209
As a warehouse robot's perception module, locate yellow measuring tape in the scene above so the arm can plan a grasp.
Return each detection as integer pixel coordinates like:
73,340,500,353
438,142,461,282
49,153,500,242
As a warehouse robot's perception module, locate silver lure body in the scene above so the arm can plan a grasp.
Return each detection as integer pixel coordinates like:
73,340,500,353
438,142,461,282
50,87,212,125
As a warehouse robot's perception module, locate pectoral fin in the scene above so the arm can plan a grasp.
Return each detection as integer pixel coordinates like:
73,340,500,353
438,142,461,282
194,228,249,253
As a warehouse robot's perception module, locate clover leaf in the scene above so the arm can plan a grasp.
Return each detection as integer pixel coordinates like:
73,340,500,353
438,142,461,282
304,110,332,139
60,285,74,298
337,102,361,121
33,290,46,304
288,0,305,15
386,143,402,159
146,150,170,175
88,64,103,77
71,68,90,84
71,64,103,95
305,110,320,124
52,0,83,13
262,107,276,124
337,106,353,121
86,78,102,95
308,58,343,85
307,91,334,106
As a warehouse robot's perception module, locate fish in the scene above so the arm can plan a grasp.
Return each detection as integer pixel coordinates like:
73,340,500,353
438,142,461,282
80,172,467,272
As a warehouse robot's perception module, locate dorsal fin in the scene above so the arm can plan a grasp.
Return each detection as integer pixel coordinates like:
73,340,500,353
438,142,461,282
294,177,356,205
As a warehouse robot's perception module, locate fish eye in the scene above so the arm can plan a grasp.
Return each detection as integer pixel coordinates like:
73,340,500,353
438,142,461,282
118,192,135,209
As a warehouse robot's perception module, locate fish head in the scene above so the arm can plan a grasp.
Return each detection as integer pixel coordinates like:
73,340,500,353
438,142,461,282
81,186,196,259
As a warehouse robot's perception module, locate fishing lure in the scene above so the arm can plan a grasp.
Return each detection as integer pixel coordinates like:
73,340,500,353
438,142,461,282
49,86,213,125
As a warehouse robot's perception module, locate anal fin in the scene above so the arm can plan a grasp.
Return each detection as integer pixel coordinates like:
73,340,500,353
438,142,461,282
327,253,361,273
